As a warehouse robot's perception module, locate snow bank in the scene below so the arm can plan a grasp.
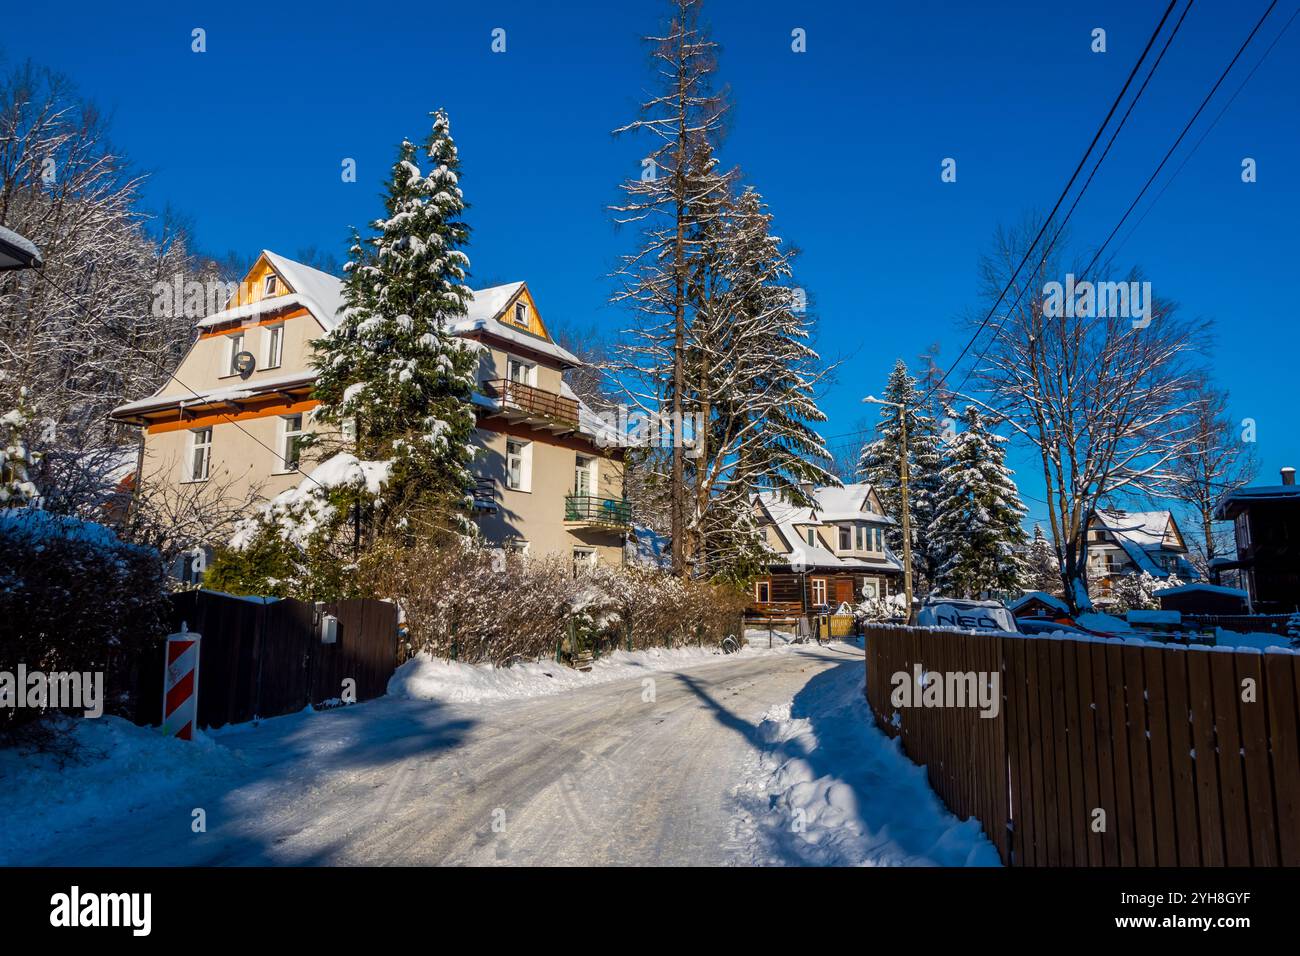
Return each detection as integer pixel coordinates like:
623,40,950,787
389,644,781,705
0,717,240,866
734,660,1001,866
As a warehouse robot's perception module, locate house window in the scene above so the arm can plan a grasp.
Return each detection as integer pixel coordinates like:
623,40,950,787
863,578,880,600
280,414,304,471
264,324,283,369
507,357,534,386
514,302,528,327
872,528,883,551
188,427,212,482
838,526,852,551
856,525,866,550
575,454,594,496
573,547,597,575
227,332,245,375
806,528,816,547
506,538,529,555
755,580,771,603
506,439,531,491
811,578,827,606
264,274,278,295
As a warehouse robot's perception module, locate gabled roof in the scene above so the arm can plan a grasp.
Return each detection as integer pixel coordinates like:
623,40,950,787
449,281,580,367
1092,509,1191,579
754,483,902,573
195,250,347,331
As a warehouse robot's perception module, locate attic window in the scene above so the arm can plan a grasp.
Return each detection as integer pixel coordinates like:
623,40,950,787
513,302,528,326
264,274,278,295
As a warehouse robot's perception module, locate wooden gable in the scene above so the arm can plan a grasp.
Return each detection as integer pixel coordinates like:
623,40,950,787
493,284,553,341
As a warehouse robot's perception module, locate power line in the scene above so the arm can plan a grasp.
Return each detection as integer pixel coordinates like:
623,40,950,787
915,0,1181,409
35,269,328,494
1112,2,1300,259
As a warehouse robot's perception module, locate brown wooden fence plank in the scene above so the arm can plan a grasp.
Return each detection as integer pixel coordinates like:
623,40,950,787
1031,640,1059,865
1061,639,1089,865
1047,640,1075,865
1088,641,1119,866
1208,651,1252,866
1122,644,1157,867
1186,650,1226,866
1071,640,1102,866
1141,645,1179,866
1234,652,1278,866
1161,648,1202,867
1005,636,1034,865
1104,643,1138,866
1264,653,1300,865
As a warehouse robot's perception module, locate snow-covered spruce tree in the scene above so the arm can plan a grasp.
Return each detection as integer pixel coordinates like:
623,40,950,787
687,183,834,580
310,109,478,542
1021,522,1062,595
611,0,733,575
1,389,41,507
857,359,943,592
927,405,1028,598
1109,569,1183,614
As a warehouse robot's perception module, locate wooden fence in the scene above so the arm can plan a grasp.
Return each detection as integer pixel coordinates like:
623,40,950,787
863,624,1300,866
130,590,399,730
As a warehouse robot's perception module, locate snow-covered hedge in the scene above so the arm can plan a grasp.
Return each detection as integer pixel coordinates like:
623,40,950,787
370,540,749,666
0,509,168,739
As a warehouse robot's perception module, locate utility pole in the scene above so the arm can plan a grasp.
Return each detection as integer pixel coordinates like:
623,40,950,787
865,395,914,623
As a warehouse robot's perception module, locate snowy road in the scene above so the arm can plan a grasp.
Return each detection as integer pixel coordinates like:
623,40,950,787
13,642,996,866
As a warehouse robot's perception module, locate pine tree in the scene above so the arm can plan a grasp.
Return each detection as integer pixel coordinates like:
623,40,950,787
1022,522,1062,595
857,359,943,592
1,388,41,507
310,108,479,543
927,404,1028,598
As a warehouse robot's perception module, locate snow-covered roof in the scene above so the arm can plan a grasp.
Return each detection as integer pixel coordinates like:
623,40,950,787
755,484,902,573
113,370,316,418
0,224,42,270
195,250,347,330
1214,482,1300,519
449,281,581,367
1009,591,1069,614
1156,582,1249,599
1092,509,1191,578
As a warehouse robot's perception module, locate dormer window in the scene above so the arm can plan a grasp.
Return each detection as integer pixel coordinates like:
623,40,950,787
806,528,815,547
514,301,528,326
264,274,278,295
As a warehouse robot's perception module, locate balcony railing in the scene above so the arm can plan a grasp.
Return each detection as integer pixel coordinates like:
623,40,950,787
565,494,632,529
482,378,579,428
470,476,496,511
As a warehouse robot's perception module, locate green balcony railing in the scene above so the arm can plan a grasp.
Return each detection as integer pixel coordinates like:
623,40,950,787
565,494,632,528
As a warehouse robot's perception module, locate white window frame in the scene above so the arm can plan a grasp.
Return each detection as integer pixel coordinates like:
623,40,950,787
186,427,212,482
574,454,596,497
573,546,597,574
263,274,278,295
513,301,528,327
507,356,536,386
226,331,245,375
263,323,284,369
755,579,771,603
506,538,530,556
279,413,305,472
506,438,532,492
811,578,827,606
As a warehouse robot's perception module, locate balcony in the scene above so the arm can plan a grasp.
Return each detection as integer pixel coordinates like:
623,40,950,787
565,494,632,530
482,378,579,433
470,476,496,511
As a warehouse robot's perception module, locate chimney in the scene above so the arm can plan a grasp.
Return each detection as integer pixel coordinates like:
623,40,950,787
1282,466,1296,487
799,481,817,498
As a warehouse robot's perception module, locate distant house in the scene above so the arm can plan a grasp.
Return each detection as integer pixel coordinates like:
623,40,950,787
1085,509,1197,603
750,483,903,615
1157,582,1250,615
1009,591,1070,620
1212,467,1300,614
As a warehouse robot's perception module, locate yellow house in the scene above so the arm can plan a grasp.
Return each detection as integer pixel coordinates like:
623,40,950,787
111,251,628,570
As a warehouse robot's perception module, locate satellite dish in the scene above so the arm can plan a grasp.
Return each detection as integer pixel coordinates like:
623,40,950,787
233,350,256,378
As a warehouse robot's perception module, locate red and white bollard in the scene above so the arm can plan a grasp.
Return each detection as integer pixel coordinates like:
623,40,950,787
161,623,201,740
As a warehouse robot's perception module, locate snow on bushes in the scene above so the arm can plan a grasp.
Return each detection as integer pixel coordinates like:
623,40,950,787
0,508,168,738
371,540,749,666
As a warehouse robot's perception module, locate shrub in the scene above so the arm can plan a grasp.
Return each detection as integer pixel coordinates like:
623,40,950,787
0,509,168,740
367,540,748,666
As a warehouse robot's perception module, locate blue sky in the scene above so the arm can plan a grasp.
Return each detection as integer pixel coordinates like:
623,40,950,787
8,0,1298,525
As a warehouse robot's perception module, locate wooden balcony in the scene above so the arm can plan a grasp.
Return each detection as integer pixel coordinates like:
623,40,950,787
564,494,632,530
482,378,579,432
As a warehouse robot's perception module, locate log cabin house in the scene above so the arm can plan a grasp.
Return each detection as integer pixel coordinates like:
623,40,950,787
749,483,904,619
110,251,629,576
